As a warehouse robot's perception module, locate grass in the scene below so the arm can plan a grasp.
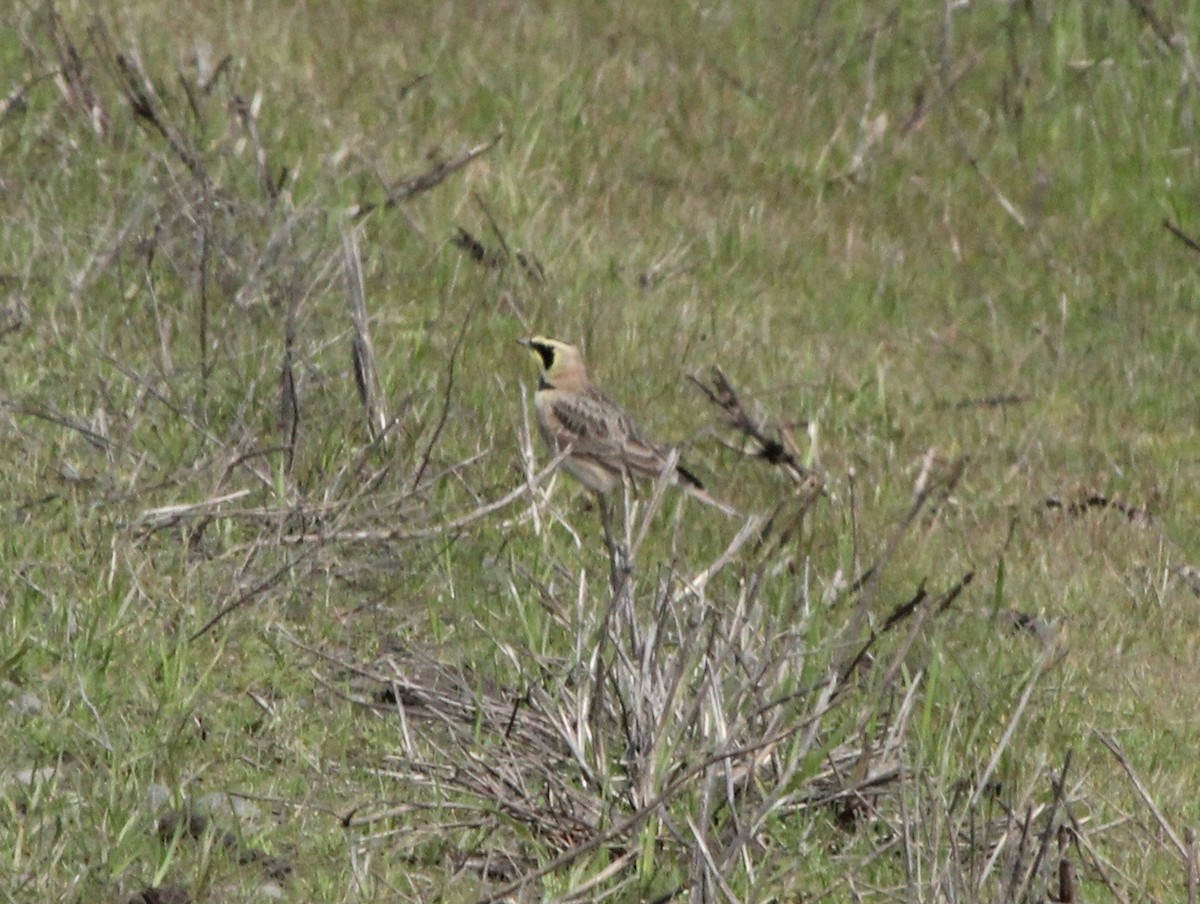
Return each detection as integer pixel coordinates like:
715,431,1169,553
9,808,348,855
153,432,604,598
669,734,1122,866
4,0,1200,901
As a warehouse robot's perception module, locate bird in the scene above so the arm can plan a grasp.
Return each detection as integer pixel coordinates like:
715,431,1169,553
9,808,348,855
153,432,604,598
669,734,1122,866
518,336,738,517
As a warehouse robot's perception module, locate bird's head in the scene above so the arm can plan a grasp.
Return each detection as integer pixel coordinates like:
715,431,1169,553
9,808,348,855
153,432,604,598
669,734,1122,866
518,336,587,390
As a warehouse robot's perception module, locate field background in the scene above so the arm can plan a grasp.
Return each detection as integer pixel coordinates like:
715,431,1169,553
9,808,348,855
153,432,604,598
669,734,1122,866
4,1,1200,901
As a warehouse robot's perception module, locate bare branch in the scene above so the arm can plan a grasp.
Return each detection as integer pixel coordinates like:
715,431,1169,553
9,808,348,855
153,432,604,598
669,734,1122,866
350,132,503,219
341,228,388,441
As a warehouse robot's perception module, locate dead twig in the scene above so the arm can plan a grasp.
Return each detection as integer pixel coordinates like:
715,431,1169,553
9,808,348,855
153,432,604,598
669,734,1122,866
1010,752,1073,903
952,393,1029,409
1095,731,1189,863
103,32,206,180
837,571,974,690
1164,218,1200,257
280,314,299,473
1044,493,1151,525
232,91,285,200
47,7,108,138
452,227,505,269
342,228,389,441
689,366,810,485
409,284,478,491
198,179,212,414
452,192,544,330
189,545,319,641
969,646,1057,812
1128,0,1179,50
6,399,113,452
351,132,503,219
284,446,570,544
137,489,253,530
1186,826,1197,904
831,452,966,681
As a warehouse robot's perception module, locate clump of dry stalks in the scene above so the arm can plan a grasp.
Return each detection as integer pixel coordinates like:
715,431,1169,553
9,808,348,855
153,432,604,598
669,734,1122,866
314,389,1093,902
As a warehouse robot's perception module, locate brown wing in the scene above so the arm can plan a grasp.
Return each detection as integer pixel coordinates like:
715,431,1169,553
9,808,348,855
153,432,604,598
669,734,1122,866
549,386,677,480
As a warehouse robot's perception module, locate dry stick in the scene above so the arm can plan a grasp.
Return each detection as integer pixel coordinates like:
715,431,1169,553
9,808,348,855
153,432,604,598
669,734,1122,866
928,25,1028,233
631,451,677,558
107,40,206,182
341,228,388,441
47,8,108,138
950,120,1027,230
1128,0,1179,50
637,241,692,290
848,466,860,578
713,679,841,883
394,71,430,102
1004,807,1037,903
898,41,986,139
231,207,322,310
351,132,503,219
232,92,280,201
836,581,926,688
848,590,938,741
473,191,515,264
688,687,722,895
842,18,884,180
1058,824,1078,904
720,701,902,893
283,447,571,543
1164,218,1200,257
1012,752,1073,903
6,400,112,451
742,568,967,734
633,593,713,815
625,508,710,787
198,178,212,415
410,273,475,491
949,647,1058,897
549,849,639,904
830,457,963,683
177,66,203,126
198,54,233,94
590,487,639,780
474,190,547,287
63,195,142,321
472,192,539,328
684,814,742,904
138,489,254,528
451,226,501,268
96,349,275,490
280,313,299,474
970,648,1054,810
1095,730,1189,862
189,546,319,641
688,367,809,485
673,514,766,603
516,384,544,536
976,772,1058,889
1187,827,1198,904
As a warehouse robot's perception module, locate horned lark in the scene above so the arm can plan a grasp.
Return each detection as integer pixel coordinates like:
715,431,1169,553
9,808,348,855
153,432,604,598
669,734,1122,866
518,336,737,516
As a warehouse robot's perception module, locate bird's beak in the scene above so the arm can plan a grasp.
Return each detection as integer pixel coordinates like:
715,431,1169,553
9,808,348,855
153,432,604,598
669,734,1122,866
516,338,532,348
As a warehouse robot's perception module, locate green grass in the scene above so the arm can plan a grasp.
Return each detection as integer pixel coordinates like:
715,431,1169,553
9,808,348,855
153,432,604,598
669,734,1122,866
4,1,1200,901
